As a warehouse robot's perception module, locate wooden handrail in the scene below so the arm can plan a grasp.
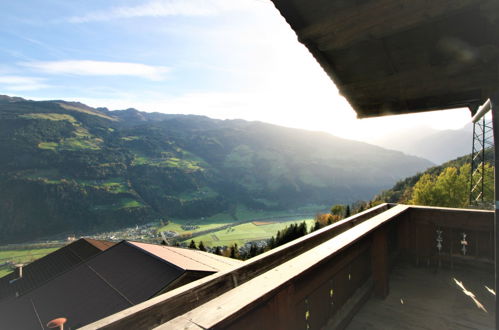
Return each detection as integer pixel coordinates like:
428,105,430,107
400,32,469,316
158,205,410,329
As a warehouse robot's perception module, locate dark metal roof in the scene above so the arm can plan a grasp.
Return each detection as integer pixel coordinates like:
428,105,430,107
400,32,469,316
270,0,499,118
0,238,114,300
0,241,237,329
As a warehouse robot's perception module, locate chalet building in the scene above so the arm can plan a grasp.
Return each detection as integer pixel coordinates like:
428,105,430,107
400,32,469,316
78,1,499,329
0,240,241,328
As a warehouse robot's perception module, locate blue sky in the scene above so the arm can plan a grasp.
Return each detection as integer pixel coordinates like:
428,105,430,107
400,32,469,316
0,0,471,141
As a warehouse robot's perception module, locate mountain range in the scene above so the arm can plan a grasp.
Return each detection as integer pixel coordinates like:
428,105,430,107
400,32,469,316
0,95,433,243
370,124,473,164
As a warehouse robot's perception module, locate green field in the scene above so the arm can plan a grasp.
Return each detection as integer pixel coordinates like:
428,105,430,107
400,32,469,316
0,247,60,277
158,218,234,237
184,218,315,247
157,203,321,246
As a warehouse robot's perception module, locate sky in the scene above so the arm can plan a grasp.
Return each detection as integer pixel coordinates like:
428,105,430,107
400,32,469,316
0,0,473,142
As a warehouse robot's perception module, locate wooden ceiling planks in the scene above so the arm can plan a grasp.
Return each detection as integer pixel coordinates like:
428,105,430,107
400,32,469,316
271,0,499,117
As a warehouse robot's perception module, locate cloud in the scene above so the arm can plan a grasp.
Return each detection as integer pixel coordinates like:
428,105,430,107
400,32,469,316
66,0,263,23
21,60,170,81
0,76,50,91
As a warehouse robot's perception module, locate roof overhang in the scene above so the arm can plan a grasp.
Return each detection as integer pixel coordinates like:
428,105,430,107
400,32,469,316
270,0,499,118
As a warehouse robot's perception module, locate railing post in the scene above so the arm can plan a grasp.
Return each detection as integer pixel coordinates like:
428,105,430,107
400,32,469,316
491,94,499,330
371,226,389,298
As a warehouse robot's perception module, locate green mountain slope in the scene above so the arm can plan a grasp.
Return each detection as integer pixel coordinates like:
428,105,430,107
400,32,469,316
0,95,433,243
373,150,493,204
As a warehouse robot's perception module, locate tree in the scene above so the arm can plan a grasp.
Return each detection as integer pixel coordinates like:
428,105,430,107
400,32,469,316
311,220,321,232
298,221,308,236
345,205,351,218
229,243,239,259
330,204,345,217
249,243,258,258
409,164,483,208
198,241,206,251
214,246,222,255
188,240,197,249
433,167,467,207
410,173,437,206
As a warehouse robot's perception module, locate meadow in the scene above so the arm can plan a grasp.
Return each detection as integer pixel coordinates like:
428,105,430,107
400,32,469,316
183,218,315,248
157,204,319,243
0,246,61,277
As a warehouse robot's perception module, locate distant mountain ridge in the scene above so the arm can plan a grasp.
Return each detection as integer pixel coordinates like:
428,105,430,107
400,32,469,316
371,124,473,164
0,95,433,243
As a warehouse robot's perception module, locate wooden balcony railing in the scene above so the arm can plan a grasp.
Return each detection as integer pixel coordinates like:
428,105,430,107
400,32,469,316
80,205,494,330
81,203,392,330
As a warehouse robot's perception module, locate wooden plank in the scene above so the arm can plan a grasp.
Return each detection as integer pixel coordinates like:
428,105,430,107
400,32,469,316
297,0,479,51
292,241,370,302
157,205,409,329
341,60,499,101
371,227,389,298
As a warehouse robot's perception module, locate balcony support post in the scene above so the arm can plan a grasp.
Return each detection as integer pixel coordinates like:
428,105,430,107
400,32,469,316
491,94,499,330
371,226,389,298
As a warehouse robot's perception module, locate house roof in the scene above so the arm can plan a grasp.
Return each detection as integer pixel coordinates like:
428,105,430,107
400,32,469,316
129,241,242,272
0,238,114,300
270,0,499,118
0,241,240,329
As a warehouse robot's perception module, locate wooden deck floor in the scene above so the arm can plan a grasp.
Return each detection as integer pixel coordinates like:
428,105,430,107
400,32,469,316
346,263,495,330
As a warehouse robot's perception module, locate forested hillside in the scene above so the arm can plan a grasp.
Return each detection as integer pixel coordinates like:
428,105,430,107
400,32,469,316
0,95,432,243
373,150,493,208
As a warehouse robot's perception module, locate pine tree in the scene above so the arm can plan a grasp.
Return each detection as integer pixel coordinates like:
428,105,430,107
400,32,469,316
189,240,197,249
268,236,275,249
298,221,308,236
312,220,321,232
198,241,206,251
249,244,257,258
214,246,222,255
345,205,351,218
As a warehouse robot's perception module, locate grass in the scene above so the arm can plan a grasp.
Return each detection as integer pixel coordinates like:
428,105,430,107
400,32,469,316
57,103,117,121
178,187,218,201
91,198,145,211
0,247,60,277
20,113,77,123
32,116,103,151
120,199,143,208
157,218,233,236
79,177,131,194
121,136,140,141
38,142,58,150
184,218,315,247
21,172,132,194
39,137,102,151
156,203,322,247
59,137,102,150
131,153,203,171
